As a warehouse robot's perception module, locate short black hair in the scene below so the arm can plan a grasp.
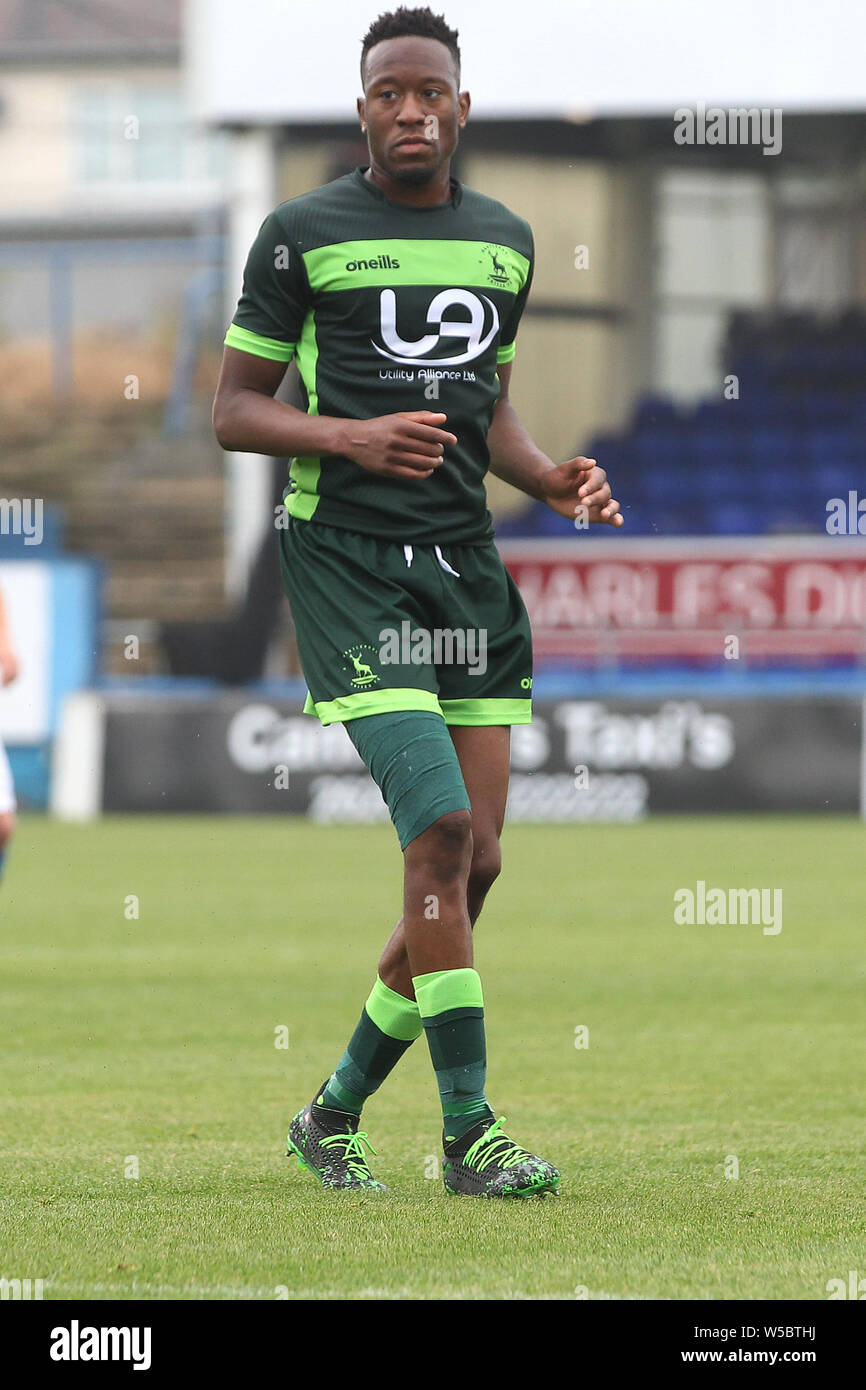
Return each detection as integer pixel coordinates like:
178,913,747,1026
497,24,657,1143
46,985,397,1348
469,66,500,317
360,6,460,88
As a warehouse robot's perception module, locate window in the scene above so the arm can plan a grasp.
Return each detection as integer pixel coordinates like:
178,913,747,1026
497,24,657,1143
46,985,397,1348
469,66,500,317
72,81,223,185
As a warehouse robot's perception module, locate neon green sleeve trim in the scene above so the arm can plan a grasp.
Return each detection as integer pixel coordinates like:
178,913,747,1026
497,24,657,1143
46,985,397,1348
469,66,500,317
412,967,484,1019
497,341,517,363
365,977,423,1041
224,323,297,362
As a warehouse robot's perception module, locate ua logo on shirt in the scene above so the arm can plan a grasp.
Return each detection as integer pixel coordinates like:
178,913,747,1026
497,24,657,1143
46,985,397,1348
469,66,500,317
373,288,500,367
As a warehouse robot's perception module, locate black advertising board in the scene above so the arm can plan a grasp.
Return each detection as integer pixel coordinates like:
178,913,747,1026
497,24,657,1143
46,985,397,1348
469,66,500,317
100,695,863,819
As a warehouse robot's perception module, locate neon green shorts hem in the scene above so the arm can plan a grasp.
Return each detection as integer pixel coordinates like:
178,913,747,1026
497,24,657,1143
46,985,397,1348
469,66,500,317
303,688,442,725
438,697,532,725
303,689,532,726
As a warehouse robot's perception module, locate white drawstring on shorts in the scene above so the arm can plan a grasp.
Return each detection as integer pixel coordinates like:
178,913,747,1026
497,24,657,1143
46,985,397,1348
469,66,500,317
434,545,461,578
401,544,461,579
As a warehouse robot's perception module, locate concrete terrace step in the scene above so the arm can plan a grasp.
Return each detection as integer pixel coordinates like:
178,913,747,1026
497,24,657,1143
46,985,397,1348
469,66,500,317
106,559,227,622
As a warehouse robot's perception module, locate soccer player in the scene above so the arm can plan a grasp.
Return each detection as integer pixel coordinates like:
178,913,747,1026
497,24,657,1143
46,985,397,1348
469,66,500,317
0,584,19,884
213,5,622,1197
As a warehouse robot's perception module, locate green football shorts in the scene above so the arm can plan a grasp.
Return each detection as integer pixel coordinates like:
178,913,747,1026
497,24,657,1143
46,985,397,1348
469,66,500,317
278,516,533,726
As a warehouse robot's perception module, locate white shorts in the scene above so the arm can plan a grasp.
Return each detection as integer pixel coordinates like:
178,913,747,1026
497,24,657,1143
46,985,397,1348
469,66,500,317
0,739,16,815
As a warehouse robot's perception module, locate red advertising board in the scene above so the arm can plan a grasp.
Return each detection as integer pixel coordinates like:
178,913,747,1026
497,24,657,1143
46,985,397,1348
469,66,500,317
498,537,866,662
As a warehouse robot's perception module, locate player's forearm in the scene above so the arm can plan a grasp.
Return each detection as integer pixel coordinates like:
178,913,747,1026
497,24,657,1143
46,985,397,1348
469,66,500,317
487,399,556,501
213,390,350,458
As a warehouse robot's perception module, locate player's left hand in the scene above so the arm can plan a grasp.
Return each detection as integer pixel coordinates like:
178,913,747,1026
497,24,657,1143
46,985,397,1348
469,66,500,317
539,456,623,527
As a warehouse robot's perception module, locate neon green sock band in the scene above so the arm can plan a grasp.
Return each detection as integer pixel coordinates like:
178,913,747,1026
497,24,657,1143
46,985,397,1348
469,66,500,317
365,976,424,1042
413,967,484,1022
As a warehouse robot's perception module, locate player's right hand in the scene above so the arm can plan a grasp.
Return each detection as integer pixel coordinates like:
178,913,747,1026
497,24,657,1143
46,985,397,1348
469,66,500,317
342,411,457,479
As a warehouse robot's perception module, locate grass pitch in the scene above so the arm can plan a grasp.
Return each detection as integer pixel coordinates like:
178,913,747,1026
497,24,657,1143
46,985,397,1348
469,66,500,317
1,814,864,1301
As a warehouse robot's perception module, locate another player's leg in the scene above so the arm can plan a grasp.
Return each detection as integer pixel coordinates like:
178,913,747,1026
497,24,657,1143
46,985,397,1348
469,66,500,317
0,812,14,885
0,740,16,885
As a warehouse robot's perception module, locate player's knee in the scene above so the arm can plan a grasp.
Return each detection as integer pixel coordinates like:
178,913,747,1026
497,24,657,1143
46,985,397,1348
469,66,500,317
405,808,473,882
0,811,15,848
468,838,502,901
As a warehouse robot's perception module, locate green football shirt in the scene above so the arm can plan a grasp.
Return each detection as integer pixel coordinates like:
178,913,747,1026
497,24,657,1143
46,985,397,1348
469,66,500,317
225,165,534,544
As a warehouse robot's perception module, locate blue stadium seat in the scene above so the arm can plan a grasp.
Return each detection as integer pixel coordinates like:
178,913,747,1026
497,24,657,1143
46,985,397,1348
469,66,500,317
693,466,735,504
806,427,858,468
816,463,861,498
695,432,752,469
619,506,653,535
535,504,580,537
754,469,797,512
633,395,681,430
586,436,623,472
752,426,799,461
655,505,702,535
712,502,764,535
691,399,733,431
799,393,851,426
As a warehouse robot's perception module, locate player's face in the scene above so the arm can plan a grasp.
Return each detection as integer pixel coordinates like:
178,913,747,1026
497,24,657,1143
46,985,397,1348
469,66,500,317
358,36,468,185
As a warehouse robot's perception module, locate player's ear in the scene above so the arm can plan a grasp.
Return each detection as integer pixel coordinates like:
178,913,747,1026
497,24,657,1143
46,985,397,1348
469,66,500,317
357,95,366,129
458,90,470,127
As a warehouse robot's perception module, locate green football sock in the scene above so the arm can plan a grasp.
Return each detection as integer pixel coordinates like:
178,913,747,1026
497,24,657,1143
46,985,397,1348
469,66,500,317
413,967,494,1143
318,976,423,1115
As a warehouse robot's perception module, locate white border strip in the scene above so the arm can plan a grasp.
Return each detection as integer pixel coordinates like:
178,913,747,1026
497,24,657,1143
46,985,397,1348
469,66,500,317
51,691,106,821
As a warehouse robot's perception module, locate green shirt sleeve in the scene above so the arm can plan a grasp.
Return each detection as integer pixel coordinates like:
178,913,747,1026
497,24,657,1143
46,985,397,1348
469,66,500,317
496,227,534,364
224,209,311,362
